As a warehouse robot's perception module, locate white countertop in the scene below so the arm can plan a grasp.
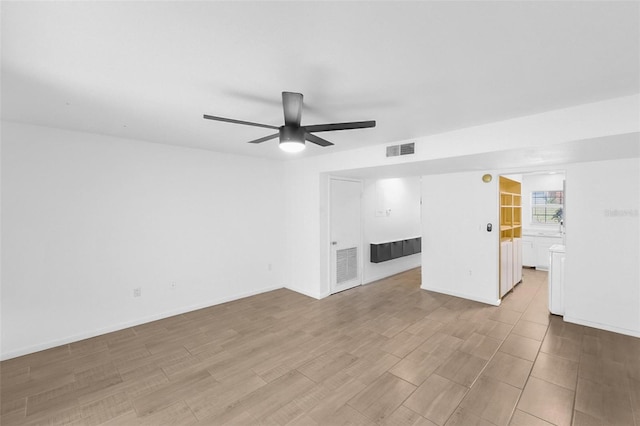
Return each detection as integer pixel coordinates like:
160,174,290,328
523,230,563,238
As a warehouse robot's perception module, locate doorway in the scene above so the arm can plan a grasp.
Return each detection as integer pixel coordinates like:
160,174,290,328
500,171,566,300
329,177,363,294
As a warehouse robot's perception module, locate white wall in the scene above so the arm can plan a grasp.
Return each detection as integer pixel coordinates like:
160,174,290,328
564,157,640,337
1,122,286,359
363,177,422,284
3,95,638,359
283,95,639,300
521,173,566,230
283,161,326,298
421,171,500,305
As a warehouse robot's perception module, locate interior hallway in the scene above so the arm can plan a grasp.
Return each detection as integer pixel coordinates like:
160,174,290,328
1,268,639,425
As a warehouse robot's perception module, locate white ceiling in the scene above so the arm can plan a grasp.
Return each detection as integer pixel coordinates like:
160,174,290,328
2,1,638,160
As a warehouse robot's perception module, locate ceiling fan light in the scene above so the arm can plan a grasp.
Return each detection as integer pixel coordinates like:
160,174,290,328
278,126,306,153
279,140,305,153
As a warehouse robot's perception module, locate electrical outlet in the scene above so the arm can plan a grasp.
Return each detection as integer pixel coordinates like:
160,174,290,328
133,287,141,297
171,281,177,290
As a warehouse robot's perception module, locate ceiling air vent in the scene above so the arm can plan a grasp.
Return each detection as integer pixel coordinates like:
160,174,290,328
386,142,415,157
386,145,400,157
400,142,415,155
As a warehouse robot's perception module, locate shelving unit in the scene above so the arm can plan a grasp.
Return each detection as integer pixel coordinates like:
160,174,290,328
499,176,522,297
370,237,421,263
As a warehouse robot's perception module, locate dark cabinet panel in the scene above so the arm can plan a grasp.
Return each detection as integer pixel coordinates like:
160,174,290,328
370,243,392,263
370,237,421,263
391,241,404,259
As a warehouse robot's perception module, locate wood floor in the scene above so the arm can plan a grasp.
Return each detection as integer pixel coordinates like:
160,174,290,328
2,268,639,425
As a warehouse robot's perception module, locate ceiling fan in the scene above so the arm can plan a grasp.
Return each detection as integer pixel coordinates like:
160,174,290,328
203,92,376,153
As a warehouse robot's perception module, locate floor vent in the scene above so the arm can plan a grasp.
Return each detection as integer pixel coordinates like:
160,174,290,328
386,142,415,157
336,247,358,284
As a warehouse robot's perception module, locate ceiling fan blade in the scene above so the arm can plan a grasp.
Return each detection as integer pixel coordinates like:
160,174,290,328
304,120,376,133
203,114,279,130
247,133,279,144
282,92,303,127
305,132,334,147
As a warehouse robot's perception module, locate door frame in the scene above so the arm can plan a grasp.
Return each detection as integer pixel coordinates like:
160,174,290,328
328,176,364,295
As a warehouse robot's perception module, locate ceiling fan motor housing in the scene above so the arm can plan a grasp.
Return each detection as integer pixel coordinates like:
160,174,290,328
279,126,305,143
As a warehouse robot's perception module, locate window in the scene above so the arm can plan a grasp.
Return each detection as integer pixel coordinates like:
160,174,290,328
531,191,563,224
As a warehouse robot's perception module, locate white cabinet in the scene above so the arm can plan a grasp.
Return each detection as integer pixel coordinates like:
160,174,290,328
522,237,535,267
522,233,563,270
535,236,562,270
500,240,513,297
513,238,522,284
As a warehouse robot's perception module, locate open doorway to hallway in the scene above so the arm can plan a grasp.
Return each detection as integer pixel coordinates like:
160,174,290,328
500,171,565,304
328,174,423,294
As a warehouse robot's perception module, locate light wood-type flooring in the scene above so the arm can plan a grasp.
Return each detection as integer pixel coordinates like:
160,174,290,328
2,268,639,425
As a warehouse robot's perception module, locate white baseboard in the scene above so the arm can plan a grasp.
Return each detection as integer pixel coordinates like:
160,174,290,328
284,285,329,300
364,271,405,285
421,285,501,306
563,315,640,339
1,285,283,361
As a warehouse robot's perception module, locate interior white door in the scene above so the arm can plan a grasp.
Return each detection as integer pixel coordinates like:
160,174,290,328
330,178,362,294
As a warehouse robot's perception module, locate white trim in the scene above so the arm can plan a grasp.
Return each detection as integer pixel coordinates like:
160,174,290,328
328,176,364,295
1,285,283,361
328,176,365,183
285,285,330,300
421,284,502,307
563,316,640,339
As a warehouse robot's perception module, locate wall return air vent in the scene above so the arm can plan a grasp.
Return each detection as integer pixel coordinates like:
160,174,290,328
386,142,415,157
